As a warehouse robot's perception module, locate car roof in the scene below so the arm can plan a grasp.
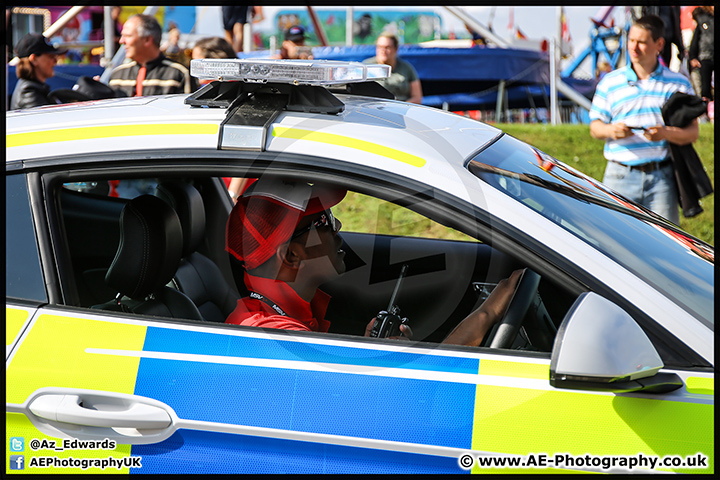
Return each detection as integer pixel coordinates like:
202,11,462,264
6,92,502,196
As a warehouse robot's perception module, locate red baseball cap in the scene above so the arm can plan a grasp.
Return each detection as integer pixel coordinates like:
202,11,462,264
226,178,346,270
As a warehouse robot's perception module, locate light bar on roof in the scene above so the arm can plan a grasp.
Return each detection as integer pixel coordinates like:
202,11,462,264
190,58,391,85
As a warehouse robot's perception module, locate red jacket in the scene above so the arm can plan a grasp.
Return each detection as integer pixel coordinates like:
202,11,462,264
225,272,331,332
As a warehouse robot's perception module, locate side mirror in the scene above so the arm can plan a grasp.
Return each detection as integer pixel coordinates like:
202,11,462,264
550,292,682,393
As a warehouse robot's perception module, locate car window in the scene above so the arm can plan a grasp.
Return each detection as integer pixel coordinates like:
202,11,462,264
6,174,47,303
335,191,478,242
50,171,575,351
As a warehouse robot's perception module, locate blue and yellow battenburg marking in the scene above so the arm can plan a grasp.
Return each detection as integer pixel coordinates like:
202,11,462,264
6,311,714,474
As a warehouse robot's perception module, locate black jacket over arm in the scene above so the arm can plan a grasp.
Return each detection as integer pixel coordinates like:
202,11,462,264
661,92,712,218
10,78,53,110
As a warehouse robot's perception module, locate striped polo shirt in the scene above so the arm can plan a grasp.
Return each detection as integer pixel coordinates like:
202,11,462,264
589,62,694,166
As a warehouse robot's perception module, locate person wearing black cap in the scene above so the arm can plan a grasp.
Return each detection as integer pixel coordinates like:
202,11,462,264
225,178,522,346
274,24,313,60
10,33,67,110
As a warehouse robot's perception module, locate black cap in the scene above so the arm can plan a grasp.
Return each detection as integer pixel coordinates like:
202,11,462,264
284,25,306,42
15,33,68,58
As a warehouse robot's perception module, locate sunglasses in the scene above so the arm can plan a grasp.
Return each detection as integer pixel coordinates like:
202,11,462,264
291,209,338,240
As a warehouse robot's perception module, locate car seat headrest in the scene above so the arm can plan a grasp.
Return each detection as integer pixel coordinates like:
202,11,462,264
155,181,206,256
105,195,184,299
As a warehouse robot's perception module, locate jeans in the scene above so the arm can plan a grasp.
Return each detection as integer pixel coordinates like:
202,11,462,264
603,161,680,225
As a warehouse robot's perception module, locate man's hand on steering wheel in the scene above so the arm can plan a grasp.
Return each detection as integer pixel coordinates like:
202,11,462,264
442,269,524,347
489,268,542,349
481,269,525,321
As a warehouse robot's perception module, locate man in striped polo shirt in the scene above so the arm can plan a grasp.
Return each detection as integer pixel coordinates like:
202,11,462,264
109,14,196,97
590,15,698,225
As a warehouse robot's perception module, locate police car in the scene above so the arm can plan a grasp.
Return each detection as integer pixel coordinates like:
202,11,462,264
6,59,713,474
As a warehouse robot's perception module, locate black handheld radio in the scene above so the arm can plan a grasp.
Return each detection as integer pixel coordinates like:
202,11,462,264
369,264,410,338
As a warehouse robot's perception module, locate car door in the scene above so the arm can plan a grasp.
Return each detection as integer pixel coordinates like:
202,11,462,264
8,306,712,474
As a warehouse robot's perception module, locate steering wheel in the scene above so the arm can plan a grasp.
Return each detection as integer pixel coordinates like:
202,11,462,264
489,268,542,349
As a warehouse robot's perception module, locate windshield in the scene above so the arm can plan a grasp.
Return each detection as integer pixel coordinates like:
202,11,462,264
468,134,714,329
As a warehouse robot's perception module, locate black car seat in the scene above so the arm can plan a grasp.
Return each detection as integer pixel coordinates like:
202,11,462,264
92,195,203,320
154,181,239,322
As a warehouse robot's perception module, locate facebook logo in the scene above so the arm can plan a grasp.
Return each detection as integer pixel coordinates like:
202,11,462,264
10,437,24,451
10,455,25,470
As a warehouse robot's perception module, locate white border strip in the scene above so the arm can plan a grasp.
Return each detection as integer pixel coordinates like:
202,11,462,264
86,348,567,393
86,348,713,404
31,305,551,362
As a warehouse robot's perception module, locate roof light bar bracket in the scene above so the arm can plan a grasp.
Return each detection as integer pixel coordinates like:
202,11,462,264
220,92,287,151
185,81,245,109
327,81,394,100
186,81,346,115
287,85,345,114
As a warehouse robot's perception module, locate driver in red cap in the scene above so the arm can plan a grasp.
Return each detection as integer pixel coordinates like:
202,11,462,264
225,178,521,346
